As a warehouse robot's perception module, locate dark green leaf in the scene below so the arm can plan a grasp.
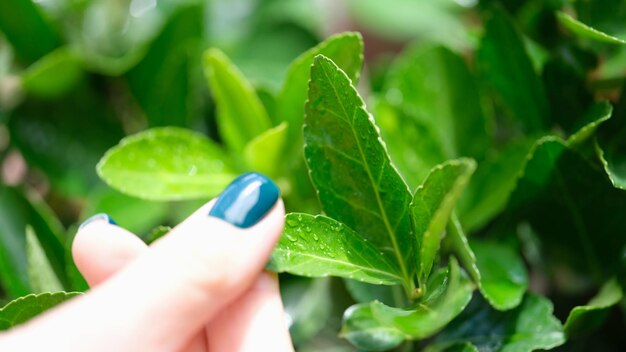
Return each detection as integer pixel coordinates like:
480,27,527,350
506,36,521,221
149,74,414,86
268,214,404,285
277,32,363,159
127,6,202,127
472,240,528,311
203,48,272,153
26,226,63,293
341,258,474,350
412,159,476,287
0,0,61,63
509,137,626,280
344,280,407,307
21,47,84,98
566,101,612,146
304,55,414,287
0,292,81,330
428,294,565,352
597,95,626,190
97,127,237,201
564,278,623,337
244,122,288,178
477,8,549,133
557,12,626,45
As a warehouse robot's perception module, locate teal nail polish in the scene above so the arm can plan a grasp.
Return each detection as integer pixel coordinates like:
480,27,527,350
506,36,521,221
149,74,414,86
209,172,280,228
79,213,117,230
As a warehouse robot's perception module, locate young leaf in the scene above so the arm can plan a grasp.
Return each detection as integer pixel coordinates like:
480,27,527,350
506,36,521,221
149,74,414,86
278,32,363,156
268,214,404,285
203,48,272,153
477,7,549,133
557,12,626,45
444,214,480,284
509,137,626,280
0,292,81,330
21,47,84,98
472,240,528,311
413,158,476,287
26,226,63,293
428,294,565,352
564,278,623,338
97,127,237,201
341,258,474,350
244,121,288,178
304,55,414,285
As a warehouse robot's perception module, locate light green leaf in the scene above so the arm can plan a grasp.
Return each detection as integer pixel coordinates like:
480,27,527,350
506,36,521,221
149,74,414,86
477,8,549,133
26,226,63,293
277,32,363,157
268,214,403,285
145,226,172,244
413,158,476,287
97,127,237,201
564,279,623,337
557,12,626,45
472,240,528,311
281,277,332,344
304,55,414,288
429,294,565,352
444,214,480,284
203,48,272,153
0,292,81,330
21,47,84,98
383,44,490,162
341,258,474,350
244,122,288,178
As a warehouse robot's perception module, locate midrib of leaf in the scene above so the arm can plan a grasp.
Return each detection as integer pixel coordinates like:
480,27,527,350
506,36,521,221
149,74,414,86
272,247,404,283
320,62,412,289
544,141,601,278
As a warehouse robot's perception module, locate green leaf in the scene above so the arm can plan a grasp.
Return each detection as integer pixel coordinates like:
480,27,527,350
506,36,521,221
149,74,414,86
597,95,626,190
97,127,237,201
145,226,172,244
509,137,626,280
0,0,61,63
472,240,528,311
444,214,480,284
0,292,81,330
281,277,332,344
203,48,272,153
277,32,363,157
428,294,565,352
268,214,403,285
564,279,623,338
21,47,84,98
477,7,549,133
566,101,613,146
427,342,478,352
0,187,68,297
458,139,535,231
383,44,490,162
127,6,203,127
557,12,626,45
341,258,474,350
413,158,476,287
304,55,414,288
244,122,288,178
344,280,407,307
26,226,63,293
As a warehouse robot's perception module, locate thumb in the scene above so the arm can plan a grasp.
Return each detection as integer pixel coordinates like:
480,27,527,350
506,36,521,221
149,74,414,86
8,173,285,352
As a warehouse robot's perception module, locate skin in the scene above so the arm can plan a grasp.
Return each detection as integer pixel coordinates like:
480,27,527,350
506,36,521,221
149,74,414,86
0,199,293,351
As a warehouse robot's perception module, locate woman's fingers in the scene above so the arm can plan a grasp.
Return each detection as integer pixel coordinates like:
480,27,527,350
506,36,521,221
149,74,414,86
8,173,287,351
208,272,293,352
72,214,148,286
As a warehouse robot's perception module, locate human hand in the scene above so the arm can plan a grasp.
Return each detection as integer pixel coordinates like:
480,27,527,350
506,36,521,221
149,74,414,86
0,173,293,351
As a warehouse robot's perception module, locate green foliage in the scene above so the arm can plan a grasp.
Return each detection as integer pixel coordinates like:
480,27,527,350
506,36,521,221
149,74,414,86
0,292,81,330
2,0,626,350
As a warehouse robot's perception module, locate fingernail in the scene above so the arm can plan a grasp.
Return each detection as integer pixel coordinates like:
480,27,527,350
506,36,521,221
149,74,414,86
209,172,280,228
79,213,117,230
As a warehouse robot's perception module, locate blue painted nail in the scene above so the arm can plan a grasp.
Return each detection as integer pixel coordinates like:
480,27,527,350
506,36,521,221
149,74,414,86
209,172,280,228
79,213,117,230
